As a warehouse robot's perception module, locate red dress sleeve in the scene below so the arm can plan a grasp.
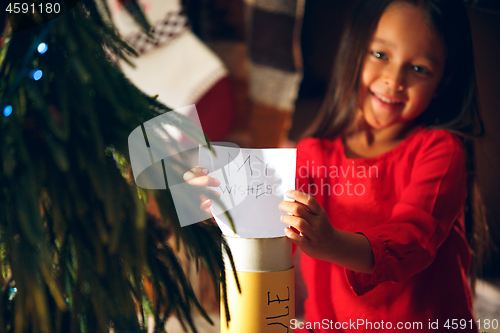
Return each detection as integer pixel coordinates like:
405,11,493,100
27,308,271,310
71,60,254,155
345,131,468,295
292,138,317,255
296,138,316,192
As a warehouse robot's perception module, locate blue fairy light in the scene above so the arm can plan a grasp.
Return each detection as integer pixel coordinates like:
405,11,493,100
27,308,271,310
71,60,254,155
31,69,43,81
8,287,17,301
37,43,48,54
3,105,12,117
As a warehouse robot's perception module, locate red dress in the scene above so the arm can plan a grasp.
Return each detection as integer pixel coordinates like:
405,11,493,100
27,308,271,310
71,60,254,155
294,126,477,332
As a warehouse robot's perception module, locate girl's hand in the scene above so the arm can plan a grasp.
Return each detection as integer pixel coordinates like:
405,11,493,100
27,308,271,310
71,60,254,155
279,190,338,262
183,167,221,215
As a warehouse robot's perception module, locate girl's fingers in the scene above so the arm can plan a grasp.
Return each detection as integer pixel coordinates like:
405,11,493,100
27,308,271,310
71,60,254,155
201,198,212,212
184,167,220,215
285,190,322,215
284,226,302,245
278,200,314,220
184,167,221,187
183,166,209,181
186,175,220,187
281,214,312,237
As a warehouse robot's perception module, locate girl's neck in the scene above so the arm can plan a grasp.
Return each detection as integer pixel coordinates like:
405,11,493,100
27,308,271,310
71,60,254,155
343,112,418,158
348,110,417,142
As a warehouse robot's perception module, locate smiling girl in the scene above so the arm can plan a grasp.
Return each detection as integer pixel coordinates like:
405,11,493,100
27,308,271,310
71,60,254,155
278,0,485,332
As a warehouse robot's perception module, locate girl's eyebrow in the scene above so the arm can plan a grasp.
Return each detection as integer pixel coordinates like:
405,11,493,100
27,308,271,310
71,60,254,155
372,38,395,46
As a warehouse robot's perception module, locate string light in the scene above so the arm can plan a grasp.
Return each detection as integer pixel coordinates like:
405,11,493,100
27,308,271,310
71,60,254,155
0,21,54,120
37,42,48,54
8,288,17,301
3,105,13,117
31,69,43,81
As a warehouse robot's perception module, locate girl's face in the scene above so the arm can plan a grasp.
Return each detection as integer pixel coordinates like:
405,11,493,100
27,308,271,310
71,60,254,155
358,2,447,131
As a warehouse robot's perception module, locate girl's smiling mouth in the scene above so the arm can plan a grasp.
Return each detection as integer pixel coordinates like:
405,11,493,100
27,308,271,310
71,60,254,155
371,91,406,105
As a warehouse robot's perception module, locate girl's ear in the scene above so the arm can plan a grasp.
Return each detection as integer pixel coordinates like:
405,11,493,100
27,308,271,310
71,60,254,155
434,75,452,98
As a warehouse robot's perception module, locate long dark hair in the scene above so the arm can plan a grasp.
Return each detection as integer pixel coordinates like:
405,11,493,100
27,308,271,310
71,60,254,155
308,0,488,288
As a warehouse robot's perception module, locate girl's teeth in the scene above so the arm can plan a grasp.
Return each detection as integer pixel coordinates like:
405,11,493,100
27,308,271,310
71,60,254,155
375,93,400,104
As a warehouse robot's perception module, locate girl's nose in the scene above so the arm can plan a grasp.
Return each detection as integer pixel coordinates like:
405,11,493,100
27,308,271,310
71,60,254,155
384,65,405,92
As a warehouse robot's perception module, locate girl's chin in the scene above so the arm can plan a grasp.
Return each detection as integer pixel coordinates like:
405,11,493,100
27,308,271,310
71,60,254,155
364,113,395,130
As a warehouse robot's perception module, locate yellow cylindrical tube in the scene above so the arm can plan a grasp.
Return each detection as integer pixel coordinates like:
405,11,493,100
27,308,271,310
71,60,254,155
221,236,295,333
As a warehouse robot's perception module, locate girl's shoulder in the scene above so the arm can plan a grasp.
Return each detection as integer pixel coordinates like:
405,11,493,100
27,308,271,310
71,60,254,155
410,127,466,161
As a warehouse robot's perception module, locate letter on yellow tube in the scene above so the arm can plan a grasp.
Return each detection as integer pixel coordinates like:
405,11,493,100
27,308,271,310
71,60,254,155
221,268,295,333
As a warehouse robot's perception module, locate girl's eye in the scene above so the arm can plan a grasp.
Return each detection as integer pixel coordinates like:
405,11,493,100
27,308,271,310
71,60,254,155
371,51,387,60
412,66,430,75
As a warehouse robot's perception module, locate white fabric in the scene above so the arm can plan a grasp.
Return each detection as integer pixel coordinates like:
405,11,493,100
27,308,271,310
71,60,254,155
248,61,302,112
107,0,228,108
108,0,181,36
120,32,227,108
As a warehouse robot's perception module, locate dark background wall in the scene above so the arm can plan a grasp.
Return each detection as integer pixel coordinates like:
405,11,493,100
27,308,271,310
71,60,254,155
468,6,500,278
